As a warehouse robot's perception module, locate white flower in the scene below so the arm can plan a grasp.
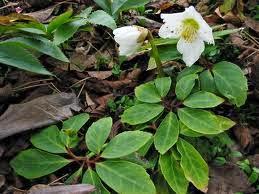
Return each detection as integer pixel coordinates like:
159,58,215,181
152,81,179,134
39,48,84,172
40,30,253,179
113,26,148,56
159,6,214,66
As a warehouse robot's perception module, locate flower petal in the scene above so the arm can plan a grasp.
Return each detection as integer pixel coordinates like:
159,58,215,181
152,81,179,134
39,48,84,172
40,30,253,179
184,6,214,44
113,26,142,56
177,37,205,66
158,13,184,38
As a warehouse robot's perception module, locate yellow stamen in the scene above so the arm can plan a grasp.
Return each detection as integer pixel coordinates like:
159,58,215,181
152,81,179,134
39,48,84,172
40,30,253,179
181,18,199,42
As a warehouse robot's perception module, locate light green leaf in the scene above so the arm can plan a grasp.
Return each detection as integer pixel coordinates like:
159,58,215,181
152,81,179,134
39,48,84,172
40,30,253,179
183,91,224,108
101,131,152,158
0,42,52,75
154,112,179,154
76,7,93,18
219,0,236,14
177,65,204,81
62,113,90,132
212,61,248,107
175,74,198,100
30,125,66,153
177,107,222,134
155,77,172,97
179,122,203,137
135,81,161,103
10,149,71,179
5,37,69,62
85,117,112,154
159,152,189,194
177,139,209,192
54,19,87,45
82,168,110,194
96,160,156,194
217,115,236,131
88,10,116,30
112,0,149,15
199,70,217,93
47,9,73,33
121,103,164,125
93,0,112,14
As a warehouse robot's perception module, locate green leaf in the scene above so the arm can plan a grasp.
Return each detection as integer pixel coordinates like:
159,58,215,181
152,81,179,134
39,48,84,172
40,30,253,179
93,0,112,14
54,19,87,45
62,113,90,133
65,167,83,184
47,9,73,33
96,160,156,194
88,10,116,30
0,42,52,75
154,112,179,154
199,70,217,93
177,139,209,192
155,77,172,97
76,7,93,18
183,91,224,108
212,61,248,107
154,171,175,194
217,115,236,131
219,0,236,14
5,37,69,62
111,0,149,15
82,168,110,194
30,125,66,154
148,45,181,70
159,153,189,194
177,65,204,81
59,130,80,148
121,103,164,125
175,74,198,100
10,149,71,179
85,117,112,154
101,131,152,158
135,81,161,103
179,122,203,137
177,107,222,134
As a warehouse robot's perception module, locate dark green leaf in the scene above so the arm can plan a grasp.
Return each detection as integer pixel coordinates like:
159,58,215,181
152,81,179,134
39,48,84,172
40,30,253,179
177,139,209,192
159,152,189,194
135,81,161,103
10,149,71,179
212,61,248,107
0,42,51,75
93,0,111,14
5,37,69,62
112,0,149,15
65,167,83,184
82,168,110,194
121,103,164,125
54,19,87,45
179,122,203,137
96,160,156,194
30,125,66,153
154,112,179,154
101,131,152,158
88,10,116,30
155,77,172,97
85,117,112,154
175,74,198,100
183,91,224,108
199,70,217,93
177,65,204,81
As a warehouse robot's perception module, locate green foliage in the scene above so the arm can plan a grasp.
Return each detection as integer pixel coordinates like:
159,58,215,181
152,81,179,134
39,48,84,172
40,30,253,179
175,74,198,100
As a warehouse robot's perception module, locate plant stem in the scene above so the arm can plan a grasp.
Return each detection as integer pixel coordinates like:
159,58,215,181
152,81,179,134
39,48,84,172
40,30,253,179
147,31,164,77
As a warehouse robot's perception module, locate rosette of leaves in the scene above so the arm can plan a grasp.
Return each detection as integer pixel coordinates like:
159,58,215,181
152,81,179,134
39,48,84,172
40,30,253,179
10,114,156,194
121,61,248,193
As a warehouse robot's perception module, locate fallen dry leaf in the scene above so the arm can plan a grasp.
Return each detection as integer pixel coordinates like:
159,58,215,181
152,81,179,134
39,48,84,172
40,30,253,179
233,125,253,150
248,154,259,168
207,164,255,194
0,92,81,139
245,17,259,33
28,184,95,194
87,71,112,80
25,6,56,23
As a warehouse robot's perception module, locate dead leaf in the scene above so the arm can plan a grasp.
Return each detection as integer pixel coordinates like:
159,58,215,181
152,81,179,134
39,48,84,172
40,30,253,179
207,164,255,194
0,92,81,139
25,6,56,23
245,17,259,33
70,53,97,72
0,84,12,103
87,71,112,80
248,154,259,168
0,13,36,25
28,184,95,194
233,125,253,150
